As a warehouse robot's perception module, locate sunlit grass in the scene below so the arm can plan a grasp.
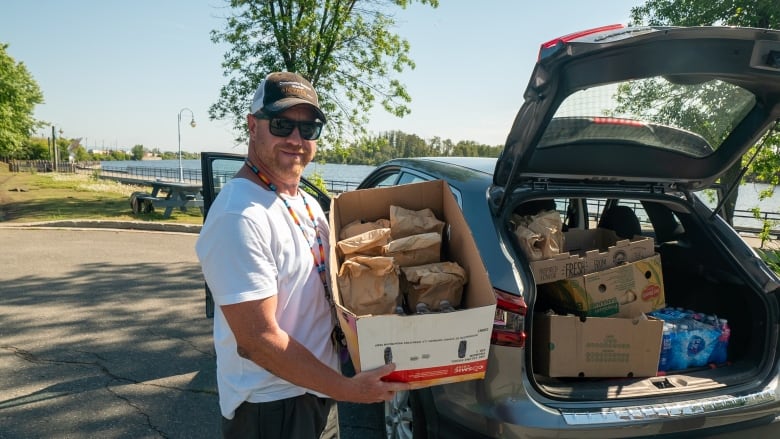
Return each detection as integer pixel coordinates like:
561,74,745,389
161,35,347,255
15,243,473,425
0,166,203,224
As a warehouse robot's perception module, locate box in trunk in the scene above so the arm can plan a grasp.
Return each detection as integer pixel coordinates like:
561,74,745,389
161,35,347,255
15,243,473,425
530,228,654,284
534,313,663,378
539,254,666,318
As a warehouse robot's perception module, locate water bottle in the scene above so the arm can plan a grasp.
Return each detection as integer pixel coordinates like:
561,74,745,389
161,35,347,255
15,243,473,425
719,319,731,362
709,318,730,365
658,322,674,372
669,323,690,370
415,302,431,315
684,324,709,367
438,299,456,313
650,308,674,321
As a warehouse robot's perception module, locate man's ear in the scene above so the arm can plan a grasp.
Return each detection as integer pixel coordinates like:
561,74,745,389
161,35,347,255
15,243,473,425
247,114,257,139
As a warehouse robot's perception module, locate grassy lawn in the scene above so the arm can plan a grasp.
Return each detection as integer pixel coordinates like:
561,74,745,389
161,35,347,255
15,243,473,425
0,164,203,225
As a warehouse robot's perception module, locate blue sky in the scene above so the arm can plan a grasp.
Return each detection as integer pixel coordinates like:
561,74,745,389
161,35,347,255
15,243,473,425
1,0,644,154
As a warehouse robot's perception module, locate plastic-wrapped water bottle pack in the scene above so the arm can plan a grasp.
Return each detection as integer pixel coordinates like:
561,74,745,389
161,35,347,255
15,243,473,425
649,307,731,372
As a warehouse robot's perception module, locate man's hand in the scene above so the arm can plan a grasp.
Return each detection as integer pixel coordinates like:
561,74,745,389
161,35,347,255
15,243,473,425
346,363,412,403
222,298,410,403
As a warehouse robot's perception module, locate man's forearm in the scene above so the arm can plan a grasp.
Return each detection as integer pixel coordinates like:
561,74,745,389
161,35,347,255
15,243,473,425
238,328,351,400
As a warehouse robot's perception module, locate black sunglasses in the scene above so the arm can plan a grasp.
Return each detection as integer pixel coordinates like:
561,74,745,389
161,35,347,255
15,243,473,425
254,113,323,140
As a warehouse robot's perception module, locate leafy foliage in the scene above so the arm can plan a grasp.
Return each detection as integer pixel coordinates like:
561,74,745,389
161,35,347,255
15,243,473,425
303,168,330,196
747,128,780,190
209,0,438,148
317,130,503,165
628,0,780,224
17,137,49,160
0,43,44,158
630,0,779,28
131,144,145,160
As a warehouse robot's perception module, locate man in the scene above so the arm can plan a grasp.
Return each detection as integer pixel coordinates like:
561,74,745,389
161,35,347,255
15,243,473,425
196,72,408,438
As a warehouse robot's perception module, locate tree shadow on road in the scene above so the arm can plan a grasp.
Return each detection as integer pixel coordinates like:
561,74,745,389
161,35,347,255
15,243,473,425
0,259,219,438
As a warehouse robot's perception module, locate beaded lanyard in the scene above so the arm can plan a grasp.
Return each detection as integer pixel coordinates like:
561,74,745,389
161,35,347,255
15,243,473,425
244,159,329,291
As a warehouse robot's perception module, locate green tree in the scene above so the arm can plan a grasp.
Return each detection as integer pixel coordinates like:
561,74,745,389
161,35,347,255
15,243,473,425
131,144,145,160
0,43,44,158
629,0,780,224
314,130,501,165
107,149,130,161
209,0,438,147
19,136,49,160
631,0,778,28
71,144,90,162
55,137,70,164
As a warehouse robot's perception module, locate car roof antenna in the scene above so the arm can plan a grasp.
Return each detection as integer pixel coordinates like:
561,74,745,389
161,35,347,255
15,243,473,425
711,120,779,221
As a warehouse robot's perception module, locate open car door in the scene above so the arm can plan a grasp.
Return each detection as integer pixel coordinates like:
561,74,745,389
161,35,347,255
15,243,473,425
200,152,331,317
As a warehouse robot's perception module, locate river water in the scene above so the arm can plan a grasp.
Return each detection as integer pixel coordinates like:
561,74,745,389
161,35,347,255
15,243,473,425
103,159,375,186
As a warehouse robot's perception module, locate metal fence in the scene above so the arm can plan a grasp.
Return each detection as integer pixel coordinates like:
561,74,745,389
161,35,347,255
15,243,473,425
732,209,780,236
7,160,78,173
99,165,360,193
100,165,202,184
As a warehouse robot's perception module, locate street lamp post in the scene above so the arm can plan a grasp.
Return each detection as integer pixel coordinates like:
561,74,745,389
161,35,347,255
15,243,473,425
177,108,196,182
51,126,56,171
51,126,64,172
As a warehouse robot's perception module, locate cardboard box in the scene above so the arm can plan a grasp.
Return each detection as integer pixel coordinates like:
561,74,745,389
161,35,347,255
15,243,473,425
530,228,655,284
329,180,496,388
539,254,666,318
533,313,663,377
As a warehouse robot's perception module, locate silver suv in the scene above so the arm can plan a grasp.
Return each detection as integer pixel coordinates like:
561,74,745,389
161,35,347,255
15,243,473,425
361,24,780,438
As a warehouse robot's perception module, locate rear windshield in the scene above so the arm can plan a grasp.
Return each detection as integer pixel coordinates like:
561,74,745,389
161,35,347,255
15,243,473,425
538,78,755,157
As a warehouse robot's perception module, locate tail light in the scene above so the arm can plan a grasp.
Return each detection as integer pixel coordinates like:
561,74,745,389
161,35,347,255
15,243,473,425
538,23,625,60
491,288,527,347
591,117,645,127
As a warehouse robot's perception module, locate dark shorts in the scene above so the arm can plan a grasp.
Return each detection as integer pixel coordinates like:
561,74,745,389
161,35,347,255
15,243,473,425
222,393,339,439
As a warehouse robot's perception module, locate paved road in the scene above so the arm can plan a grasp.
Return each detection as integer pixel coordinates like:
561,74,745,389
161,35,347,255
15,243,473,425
0,226,383,439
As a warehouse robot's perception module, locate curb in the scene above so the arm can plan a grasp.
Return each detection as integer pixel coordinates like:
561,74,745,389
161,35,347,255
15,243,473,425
0,220,202,234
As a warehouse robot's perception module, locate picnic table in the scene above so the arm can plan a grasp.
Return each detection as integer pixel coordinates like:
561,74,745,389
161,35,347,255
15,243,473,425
130,181,204,218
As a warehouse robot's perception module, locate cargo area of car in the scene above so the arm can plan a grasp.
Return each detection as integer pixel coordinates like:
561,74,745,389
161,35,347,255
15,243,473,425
507,194,773,400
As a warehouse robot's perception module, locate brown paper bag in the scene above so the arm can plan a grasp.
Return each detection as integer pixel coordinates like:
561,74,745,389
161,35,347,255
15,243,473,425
513,223,544,261
512,210,563,261
336,228,392,258
339,218,391,240
383,232,442,267
527,210,563,259
401,261,467,311
337,256,399,316
390,205,445,239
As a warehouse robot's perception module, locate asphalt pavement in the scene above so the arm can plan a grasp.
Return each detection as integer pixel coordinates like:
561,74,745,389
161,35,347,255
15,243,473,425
0,223,383,439
2,221,773,439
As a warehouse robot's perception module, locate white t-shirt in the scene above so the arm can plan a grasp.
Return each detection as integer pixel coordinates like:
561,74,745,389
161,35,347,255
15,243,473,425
195,178,338,419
